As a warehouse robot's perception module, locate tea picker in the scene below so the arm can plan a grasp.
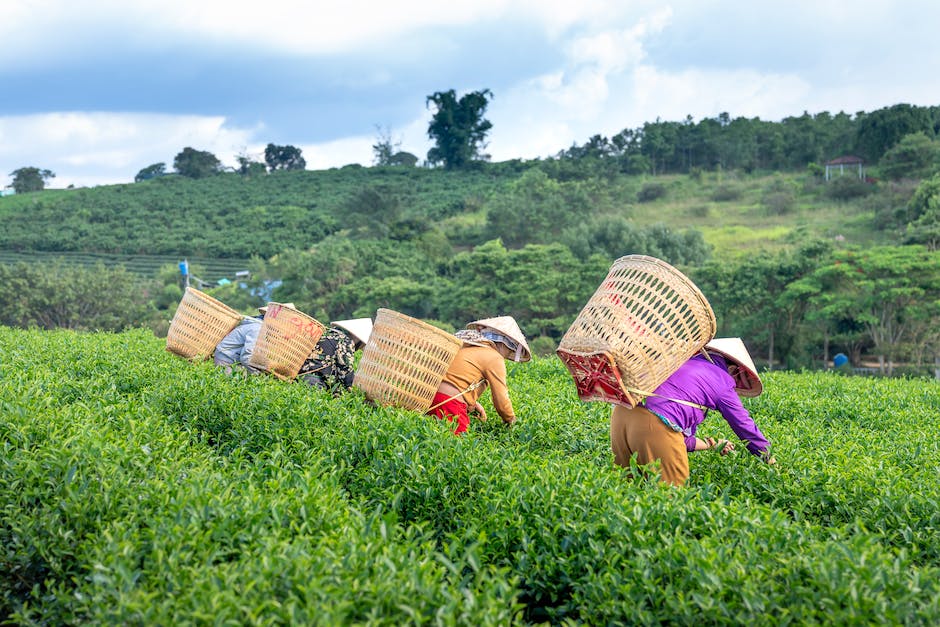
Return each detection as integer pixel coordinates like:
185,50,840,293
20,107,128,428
557,255,775,486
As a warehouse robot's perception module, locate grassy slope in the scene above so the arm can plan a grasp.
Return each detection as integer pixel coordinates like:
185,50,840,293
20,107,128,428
624,172,884,260
0,166,898,270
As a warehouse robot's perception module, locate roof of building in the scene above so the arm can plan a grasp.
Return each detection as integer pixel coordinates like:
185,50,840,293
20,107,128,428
826,155,865,165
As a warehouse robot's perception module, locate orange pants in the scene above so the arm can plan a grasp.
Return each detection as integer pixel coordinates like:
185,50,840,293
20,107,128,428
610,404,690,486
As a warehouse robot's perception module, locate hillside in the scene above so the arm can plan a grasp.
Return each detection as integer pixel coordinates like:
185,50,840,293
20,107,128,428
0,163,906,267
1,159,937,374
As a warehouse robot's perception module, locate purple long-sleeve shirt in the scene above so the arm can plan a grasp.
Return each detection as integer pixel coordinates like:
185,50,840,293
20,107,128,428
643,354,771,456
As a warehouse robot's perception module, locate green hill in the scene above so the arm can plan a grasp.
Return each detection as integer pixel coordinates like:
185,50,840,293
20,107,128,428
1,146,937,374
0,165,908,265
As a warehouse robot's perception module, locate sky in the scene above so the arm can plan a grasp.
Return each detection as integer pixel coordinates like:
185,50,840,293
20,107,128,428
3,0,940,190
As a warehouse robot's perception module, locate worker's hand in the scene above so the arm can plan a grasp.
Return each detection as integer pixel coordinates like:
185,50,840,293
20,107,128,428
502,416,516,427
714,439,734,455
765,456,777,465
471,403,487,422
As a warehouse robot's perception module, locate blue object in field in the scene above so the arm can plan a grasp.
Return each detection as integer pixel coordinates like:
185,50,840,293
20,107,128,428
179,260,189,276
833,353,848,368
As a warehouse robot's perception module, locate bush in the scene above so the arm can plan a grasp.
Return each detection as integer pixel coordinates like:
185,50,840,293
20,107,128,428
826,177,875,201
3,329,940,624
762,190,796,215
637,182,667,202
710,184,743,202
688,204,713,218
864,179,920,230
0,260,158,331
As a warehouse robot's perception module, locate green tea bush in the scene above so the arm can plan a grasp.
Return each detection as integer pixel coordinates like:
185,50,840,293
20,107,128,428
3,327,940,625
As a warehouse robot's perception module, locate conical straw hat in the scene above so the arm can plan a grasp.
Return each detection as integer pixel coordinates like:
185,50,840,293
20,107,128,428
332,318,373,347
704,337,763,397
259,302,296,314
466,316,531,362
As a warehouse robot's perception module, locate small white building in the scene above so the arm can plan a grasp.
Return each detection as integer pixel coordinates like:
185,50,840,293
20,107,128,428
825,156,865,181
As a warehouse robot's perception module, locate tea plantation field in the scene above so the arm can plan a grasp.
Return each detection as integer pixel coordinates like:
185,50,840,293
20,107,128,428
2,327,939,625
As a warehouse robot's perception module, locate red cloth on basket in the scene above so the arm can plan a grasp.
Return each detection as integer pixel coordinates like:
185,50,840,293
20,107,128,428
557,350,635,407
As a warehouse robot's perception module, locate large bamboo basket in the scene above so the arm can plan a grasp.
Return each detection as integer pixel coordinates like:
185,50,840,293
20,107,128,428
354,308,463,412
557,255,716,408
247,303,326,380
166,287,244,360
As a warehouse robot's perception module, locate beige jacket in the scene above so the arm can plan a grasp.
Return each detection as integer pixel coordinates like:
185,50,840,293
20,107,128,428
442,345,515,421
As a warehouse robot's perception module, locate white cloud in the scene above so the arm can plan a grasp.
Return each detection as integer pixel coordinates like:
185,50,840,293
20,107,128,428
627,65,813,124
1,0,660,64
0,113,259,188
299,135,375,171
484,7,674,159
5,0,940,190
565,7,670,73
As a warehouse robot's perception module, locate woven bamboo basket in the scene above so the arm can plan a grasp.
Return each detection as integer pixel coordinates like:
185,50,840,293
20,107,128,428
557,255,716,408
354,308,463,412
247,303,326,380
166,287,244,360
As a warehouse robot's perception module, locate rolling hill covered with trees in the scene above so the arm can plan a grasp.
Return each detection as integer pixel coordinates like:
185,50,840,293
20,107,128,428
1,101,939,375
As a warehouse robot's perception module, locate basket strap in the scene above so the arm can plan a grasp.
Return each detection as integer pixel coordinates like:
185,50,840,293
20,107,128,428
623,386,709,411
427,379,485,412
700,347,715,364
626,348,714,411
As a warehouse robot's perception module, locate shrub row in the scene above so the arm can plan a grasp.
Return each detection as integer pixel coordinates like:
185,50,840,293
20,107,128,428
2,327,939,624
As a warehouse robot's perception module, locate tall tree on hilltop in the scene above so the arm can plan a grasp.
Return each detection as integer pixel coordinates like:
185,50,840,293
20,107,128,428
372,126,401,166
173,147,222,179
135,162,166,182
9,167,55,193
426,89,493,169
264,143,306,172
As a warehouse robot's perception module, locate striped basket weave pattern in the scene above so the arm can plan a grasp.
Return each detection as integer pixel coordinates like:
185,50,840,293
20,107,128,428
557,255,716,407
248,303,326,380
354,308,463,412
166,287,244,360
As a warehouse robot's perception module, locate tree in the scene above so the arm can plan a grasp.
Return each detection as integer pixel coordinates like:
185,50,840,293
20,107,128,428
0,260,156,331
878,132,940,181
426,88,493,169
905,174,940,250
235,154,266,177
437,240,599,338
173,147,222,179
342,186,402,239
9,167,55,193
856,104,934,163
797,246,940,374
372,125,418,167
694,240,832,369
484,169,579,247
134,162,166,182
372,126,401,166
264,143,306,172
388,151,418,167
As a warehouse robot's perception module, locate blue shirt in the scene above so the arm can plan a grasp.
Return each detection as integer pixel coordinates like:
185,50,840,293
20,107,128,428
213,317,262,369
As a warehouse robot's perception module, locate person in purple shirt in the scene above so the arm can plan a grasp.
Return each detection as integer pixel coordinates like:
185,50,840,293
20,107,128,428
610,337,776,486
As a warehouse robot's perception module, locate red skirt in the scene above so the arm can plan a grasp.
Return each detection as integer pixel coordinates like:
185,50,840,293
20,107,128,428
427,391,470,434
